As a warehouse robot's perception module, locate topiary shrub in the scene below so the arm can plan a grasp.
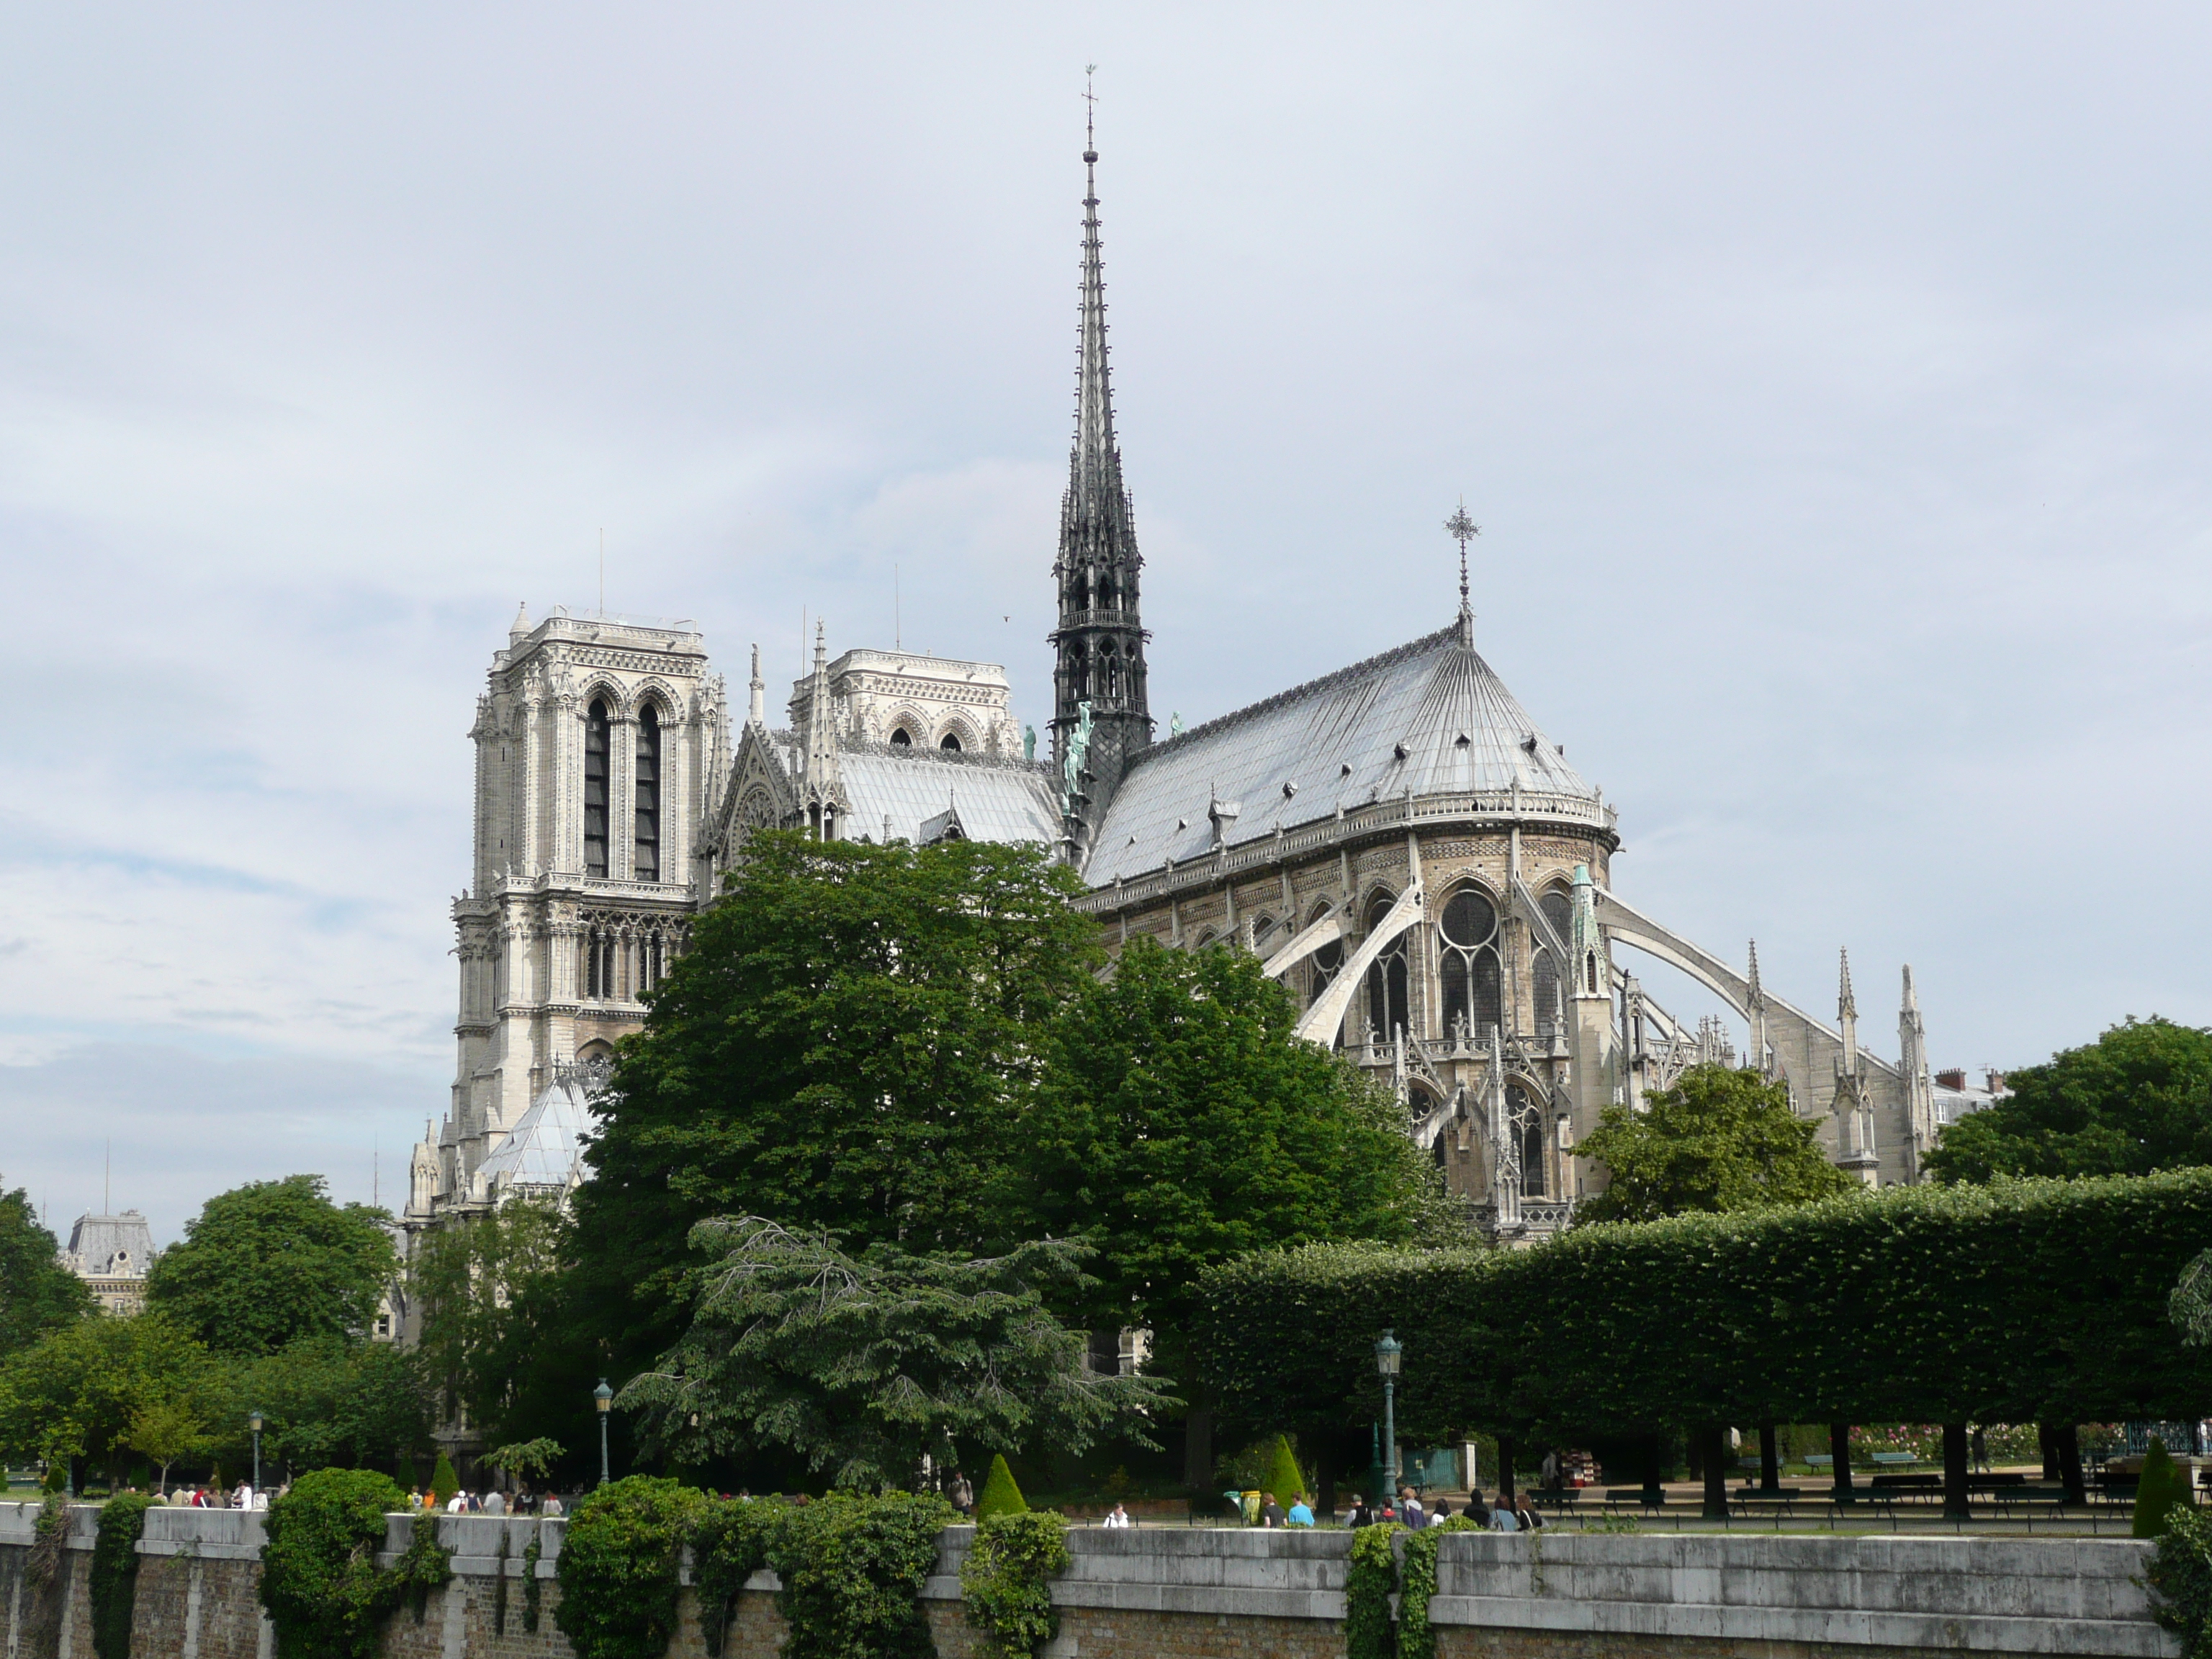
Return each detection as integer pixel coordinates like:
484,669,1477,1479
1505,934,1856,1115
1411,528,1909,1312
1344,1521,1403,1659
2140,1439,2195,1539
428,1451,459,1508
960,1510,1069,1659
91,1493,156,1659
973,1455,1028,1525
395,1454,418,1491
259,1469,411,1659
1263,1436,1307,1511
765,1491,953,1659
553,1475,710,1659
690,1496,785,1659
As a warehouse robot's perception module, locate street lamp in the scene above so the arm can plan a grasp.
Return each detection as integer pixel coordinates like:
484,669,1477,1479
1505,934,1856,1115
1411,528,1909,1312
1375,1331,1403,1497
248,1411,264,1496
593,1380,613,1486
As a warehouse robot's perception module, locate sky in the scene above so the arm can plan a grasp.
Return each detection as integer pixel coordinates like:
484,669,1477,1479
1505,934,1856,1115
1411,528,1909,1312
4,2,2211,1244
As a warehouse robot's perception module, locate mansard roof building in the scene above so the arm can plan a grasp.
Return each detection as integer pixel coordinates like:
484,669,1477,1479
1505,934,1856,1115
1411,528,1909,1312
404,130,1985,1258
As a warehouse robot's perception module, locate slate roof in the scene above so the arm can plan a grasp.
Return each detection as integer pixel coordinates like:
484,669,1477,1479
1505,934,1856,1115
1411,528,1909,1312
66,1212,153,1277
477,1076,592,1192
835,742,1063,848
1082,619,1600,886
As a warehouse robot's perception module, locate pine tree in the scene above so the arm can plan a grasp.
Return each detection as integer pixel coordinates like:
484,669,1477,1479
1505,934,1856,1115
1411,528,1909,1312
974,1455,1028,1524
2136,1439,2193,1538
396,1453,419,1491
431,1449,460,1506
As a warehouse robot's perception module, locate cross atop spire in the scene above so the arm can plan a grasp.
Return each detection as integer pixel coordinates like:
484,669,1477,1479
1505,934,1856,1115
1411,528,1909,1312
1444,501,1480,643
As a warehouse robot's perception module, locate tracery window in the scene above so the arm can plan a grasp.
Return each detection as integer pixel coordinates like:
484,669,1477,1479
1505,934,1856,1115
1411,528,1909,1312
939,731,962,752
1100,639,1120,701
1069,647,1089,701
1438,886,1502,1043
890,727,912,745
1532,950,1561,1038
634,704,661,882
1508,1082,1547,1197
1364,890,1409,1042
584,698,610,878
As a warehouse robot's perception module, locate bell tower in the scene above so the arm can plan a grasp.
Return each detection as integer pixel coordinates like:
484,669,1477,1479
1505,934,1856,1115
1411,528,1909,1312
1048,120,1151,850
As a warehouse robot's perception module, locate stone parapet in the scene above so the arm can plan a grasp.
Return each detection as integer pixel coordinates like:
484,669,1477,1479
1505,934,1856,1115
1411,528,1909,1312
0,1504,2182,1659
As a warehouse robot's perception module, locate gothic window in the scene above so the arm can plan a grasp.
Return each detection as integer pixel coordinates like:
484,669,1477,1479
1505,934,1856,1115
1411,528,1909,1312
1364,891,1409,1041
1100,639,1120,701
634,704,661,882
939,731,962,752
1539,888,1572,948
1585,950,1600,994
1508,1082,1547,1197
1099,570,1118,610
1438,886,1501,1044
1533,950,1561,1038
584,699,610,878
891,727,912,746
1069,647,1089,701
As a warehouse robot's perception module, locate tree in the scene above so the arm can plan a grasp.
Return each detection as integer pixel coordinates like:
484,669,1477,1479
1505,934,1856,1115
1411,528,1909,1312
127,1396,207,1491
483,1438,565,1488
408,1197,573,1444
570,832,1102,1375
217,1336,433,1476
146,1177,397,1357
1928,1017,2212,1184
1021,938,1440,1359
1573,1065,1856,1223
0,1312,212,1481
0,1182,94,1358
620,1216,1169,1489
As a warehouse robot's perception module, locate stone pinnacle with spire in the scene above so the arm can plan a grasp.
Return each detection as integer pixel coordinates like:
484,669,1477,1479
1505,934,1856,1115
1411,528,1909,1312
1049,85,1151,855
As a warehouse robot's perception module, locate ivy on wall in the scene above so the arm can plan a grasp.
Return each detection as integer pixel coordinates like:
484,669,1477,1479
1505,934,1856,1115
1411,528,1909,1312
554,1477,710,1659
1343,1523,1401,1659
259,1471,449,1659
958,1511,1069,1659
90,1494,156,1659
1195,1171,2212,1444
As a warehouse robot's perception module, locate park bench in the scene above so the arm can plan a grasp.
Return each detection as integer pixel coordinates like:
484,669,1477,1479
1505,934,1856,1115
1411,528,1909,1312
1992,1485,2073,1524
1869,1474,1943,1502
1528,1488,1582,1516
1604,1488,1669,1516
1869,1452,1917,1469
1730,1489,1802,1527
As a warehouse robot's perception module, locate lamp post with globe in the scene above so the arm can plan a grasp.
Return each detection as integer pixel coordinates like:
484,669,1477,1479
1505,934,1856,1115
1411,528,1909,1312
1375,1331,1403,1498
593,1380,613,1486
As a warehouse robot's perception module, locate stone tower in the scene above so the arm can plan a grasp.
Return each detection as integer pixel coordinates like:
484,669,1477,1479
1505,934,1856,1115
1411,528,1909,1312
1048,131,1151,851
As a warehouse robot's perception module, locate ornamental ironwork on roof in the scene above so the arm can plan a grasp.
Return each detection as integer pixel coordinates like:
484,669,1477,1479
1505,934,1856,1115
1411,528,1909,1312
1080,619,1604,885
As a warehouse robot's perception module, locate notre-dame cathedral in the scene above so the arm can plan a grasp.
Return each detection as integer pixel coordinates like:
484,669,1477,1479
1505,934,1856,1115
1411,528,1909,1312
403,134,1997,1266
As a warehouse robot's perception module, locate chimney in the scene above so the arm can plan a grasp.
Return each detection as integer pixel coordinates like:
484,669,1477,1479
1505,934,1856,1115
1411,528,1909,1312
1984,1069,2006,1095
1935,1068,1966,1092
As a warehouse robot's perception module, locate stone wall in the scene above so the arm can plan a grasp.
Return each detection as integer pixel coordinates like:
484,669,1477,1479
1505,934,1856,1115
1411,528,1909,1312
0,1503,2181,1659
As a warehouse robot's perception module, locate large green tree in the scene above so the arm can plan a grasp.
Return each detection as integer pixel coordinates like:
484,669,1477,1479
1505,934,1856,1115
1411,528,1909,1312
1573,1064,1855,1223
622,1216,1169,1488
1927,1016,2212,1184
0,1310,212,1480
1022,935,1439,1362
0,1182,93,1358
570,832,1101,1372
408,1195,579,1451
212,1335,433,1475
146,1176,397,1357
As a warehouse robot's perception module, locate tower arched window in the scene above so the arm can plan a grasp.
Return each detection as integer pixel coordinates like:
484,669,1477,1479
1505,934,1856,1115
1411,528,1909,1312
1099,569,1118,610
634,703,661,882
1532,950,1561,1039
584,699,611,878
939,731,962,752
1438,886,1501,1044
1364,891,1410,1043
1069,647,1089,701
891,727,913,746
1100,639,1120,701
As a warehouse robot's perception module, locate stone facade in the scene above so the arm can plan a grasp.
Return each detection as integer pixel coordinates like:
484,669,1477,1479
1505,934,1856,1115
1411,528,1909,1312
0,1506,2177,1659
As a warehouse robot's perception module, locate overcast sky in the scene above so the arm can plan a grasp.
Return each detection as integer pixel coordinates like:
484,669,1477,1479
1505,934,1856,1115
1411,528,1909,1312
4,3,2210,1243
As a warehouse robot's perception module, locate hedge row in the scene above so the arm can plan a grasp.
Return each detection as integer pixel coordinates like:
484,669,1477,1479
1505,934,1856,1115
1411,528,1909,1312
1192,1170,2212,1444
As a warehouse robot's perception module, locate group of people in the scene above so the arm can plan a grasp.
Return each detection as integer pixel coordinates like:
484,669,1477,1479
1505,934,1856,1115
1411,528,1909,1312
152,1481,272,1509
1251,1491,1319,1527
1342,1485,1544,1532
403,1487,565,1516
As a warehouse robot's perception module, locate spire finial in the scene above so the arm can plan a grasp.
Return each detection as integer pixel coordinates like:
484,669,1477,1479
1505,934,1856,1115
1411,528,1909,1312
1084,63,1098,159
1838,948,1857,1017
1444,500,1480,642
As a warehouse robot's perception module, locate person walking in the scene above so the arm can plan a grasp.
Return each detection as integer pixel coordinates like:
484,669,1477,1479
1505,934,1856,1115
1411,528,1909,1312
1259,1491,1286,1528
1286,1493,1316,1527
1971,1427,1990,1473
1345,1493,1373,1528
1541,1449,1561,1491
950,1471,974,1515
1398,1487,1426,1531
1103,1503,1131,1529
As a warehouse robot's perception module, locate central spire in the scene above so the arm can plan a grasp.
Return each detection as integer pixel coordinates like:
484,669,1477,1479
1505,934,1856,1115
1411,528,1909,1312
1051,86,1151,858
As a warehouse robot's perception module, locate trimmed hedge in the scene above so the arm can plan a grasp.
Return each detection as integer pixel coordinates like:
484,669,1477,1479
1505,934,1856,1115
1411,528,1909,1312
1194,1171,2212,1444
554,1476,710,1659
